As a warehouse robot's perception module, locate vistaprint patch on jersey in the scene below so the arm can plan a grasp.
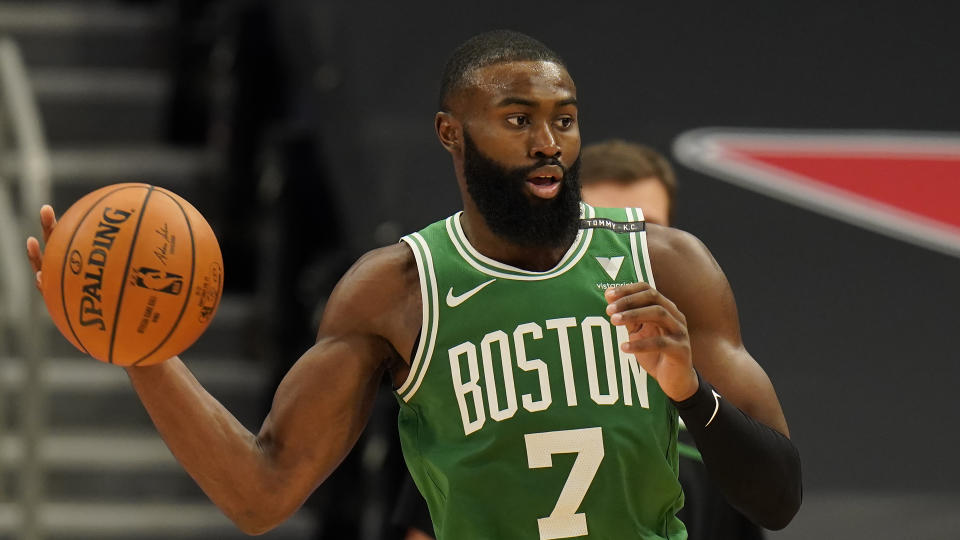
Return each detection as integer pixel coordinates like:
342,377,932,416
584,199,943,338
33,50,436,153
579,217,645,233
595,281,631,290
595,256,625,280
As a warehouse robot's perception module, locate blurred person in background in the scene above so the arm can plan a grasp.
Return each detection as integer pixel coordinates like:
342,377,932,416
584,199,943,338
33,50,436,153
580,140,765,540
393,139,765,540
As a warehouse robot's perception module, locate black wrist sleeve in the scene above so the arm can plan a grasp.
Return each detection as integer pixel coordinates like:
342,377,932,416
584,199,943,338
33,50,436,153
671,374,802,530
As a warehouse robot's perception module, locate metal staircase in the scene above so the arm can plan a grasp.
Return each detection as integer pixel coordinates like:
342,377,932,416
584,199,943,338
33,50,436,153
0,2,315,538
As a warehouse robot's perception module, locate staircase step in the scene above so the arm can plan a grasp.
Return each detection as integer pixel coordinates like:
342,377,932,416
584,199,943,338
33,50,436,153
0,432,201,502
0,502,315,540
1,356,270,431
0,145,211,212
31,67,168,102
0,2,167,33
44,469,205,502
0,432,178,470
31,67,171,143
0,352,262,392
0,1,172,69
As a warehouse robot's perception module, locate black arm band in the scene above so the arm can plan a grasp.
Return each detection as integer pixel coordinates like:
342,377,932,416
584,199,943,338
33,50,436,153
671,374,802,530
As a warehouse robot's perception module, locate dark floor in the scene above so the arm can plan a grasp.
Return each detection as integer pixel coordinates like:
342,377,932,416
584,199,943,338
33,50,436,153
770,491,960,540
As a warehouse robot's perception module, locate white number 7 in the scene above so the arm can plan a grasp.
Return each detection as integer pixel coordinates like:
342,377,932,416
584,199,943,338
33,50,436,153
524,427,604,540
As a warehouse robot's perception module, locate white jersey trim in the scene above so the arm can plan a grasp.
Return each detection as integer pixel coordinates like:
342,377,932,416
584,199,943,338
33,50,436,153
445,204,596,281
398,233,440,400
625,207,643,284
623,207,655,286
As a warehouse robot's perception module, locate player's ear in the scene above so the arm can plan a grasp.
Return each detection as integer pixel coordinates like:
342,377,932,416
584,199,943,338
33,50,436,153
435,111,461,154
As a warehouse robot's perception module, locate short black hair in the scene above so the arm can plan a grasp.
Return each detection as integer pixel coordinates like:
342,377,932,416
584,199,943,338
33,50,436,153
438,30,566,110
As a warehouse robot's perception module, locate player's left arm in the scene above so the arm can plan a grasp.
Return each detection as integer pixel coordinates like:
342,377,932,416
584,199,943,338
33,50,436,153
605,225,801,530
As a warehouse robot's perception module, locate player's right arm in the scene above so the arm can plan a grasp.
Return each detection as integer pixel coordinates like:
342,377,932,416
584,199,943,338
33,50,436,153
28,206,421,535
605,225,801,529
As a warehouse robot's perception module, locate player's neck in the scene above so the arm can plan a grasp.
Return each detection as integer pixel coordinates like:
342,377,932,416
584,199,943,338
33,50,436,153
458,209,571,272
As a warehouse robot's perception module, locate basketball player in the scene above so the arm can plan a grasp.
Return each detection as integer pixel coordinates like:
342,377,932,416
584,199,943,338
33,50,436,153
394,140,766,540
27,30,801,539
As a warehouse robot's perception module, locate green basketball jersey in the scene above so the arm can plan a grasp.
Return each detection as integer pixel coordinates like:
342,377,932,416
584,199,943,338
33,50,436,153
397,203,685,540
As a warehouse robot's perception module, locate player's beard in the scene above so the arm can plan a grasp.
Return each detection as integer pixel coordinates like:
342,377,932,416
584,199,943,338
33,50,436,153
463,131,582,250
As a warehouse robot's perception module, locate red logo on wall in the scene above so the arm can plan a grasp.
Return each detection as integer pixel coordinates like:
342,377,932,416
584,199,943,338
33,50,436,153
674,129,960,257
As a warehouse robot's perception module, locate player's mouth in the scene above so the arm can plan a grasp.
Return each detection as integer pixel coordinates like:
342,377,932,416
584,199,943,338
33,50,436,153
525,166,563,199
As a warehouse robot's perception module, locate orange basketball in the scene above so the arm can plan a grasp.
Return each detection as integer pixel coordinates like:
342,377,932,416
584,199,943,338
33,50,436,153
40,183,224,366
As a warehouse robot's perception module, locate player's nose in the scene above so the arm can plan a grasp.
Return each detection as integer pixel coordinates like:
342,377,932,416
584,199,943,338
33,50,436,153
528,122,561,159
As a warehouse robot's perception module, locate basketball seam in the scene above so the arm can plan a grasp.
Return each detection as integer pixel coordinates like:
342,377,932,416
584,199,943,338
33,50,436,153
59,184,146,356
133,188,197,366
108,185,156,364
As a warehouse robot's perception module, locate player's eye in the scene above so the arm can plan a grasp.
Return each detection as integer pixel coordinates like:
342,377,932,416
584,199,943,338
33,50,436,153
555,116,575,129
506,115,530,127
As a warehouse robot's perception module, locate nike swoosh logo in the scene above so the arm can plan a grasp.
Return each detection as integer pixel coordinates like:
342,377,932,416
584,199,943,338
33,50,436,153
446,279,496,308
705,389,722,428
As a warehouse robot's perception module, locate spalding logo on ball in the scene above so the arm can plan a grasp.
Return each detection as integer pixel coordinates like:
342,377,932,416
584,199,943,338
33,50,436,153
41,183,224,366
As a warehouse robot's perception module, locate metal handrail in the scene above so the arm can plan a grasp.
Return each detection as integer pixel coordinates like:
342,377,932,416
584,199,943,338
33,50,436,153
0,180,28,322
0,38,50,226
0,36,52,540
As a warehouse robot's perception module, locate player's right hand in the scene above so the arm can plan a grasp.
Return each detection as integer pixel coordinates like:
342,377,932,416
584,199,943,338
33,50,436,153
604,281,699,402
25,204,58,292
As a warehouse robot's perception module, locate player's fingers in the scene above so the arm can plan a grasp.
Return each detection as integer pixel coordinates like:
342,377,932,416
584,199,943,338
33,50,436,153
606,287,685,323
609,305,685,335
40,205,57,244
604,281,652,303
26,236,42,273
620,333,689,355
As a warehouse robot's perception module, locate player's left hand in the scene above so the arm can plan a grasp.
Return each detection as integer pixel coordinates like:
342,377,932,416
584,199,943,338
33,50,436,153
25,204,58,292
605,282,698,402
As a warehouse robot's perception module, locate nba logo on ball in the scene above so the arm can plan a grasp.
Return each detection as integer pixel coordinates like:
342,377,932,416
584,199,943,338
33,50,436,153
40,183,224,366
